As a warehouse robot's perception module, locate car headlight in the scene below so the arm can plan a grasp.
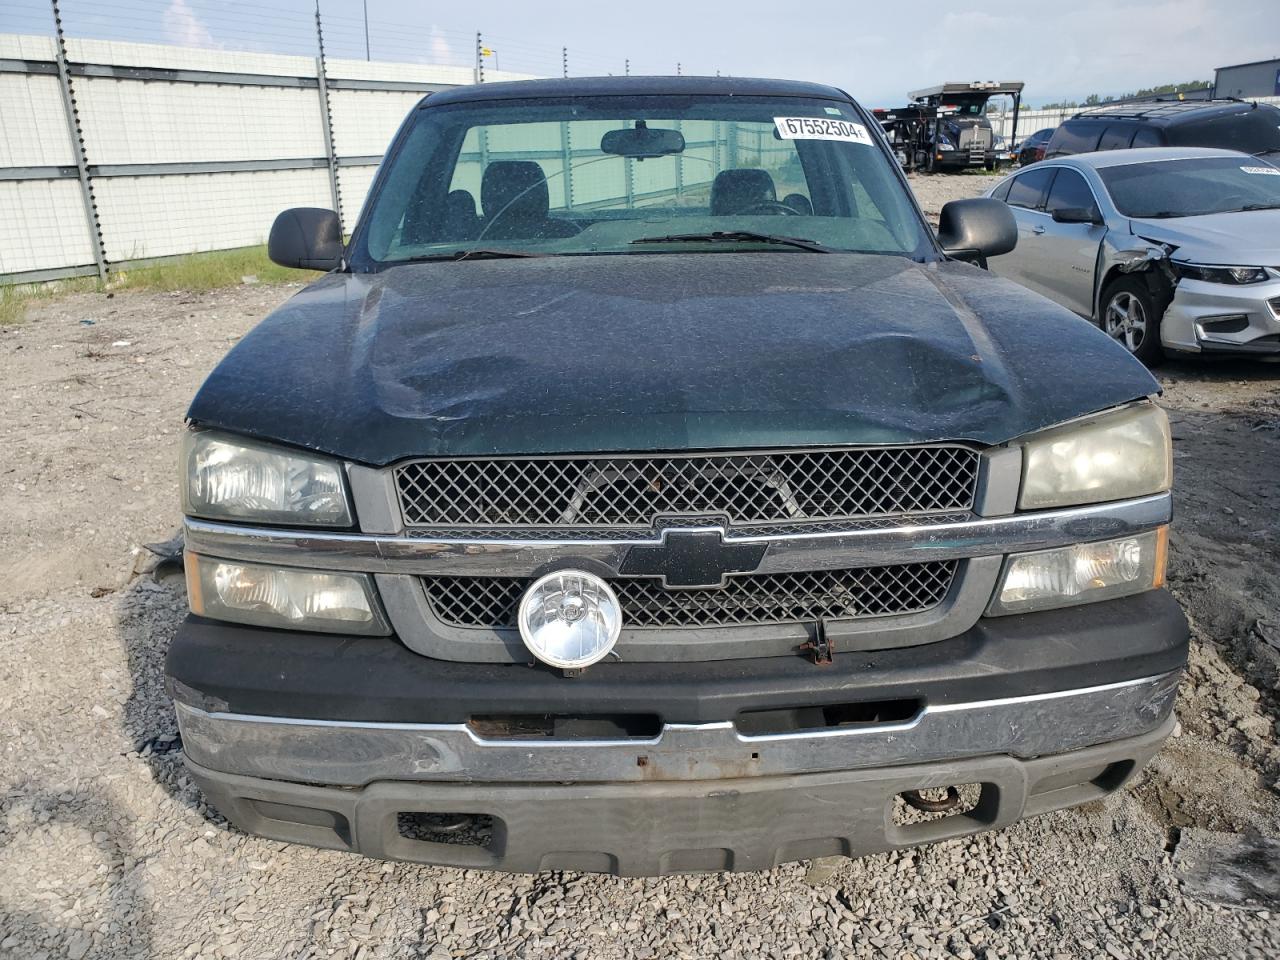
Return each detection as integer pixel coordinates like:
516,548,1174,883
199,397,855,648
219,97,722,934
1019,404,1172,510
183,431,352,526
987,528,1167,616
1175,263,1271,285
938,141,956,151
185,553,389,634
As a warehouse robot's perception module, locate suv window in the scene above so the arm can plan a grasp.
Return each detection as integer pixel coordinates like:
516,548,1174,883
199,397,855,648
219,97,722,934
990,178,1013,201
1131,126,1165,148
1045,168,1098,216
1005,167,1056,210
1046,120,1103,157
1166,104,1280,154
1097,124,1137,150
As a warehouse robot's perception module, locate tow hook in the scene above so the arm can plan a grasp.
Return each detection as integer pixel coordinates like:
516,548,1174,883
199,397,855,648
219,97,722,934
902,786,962,813
801,619,833,665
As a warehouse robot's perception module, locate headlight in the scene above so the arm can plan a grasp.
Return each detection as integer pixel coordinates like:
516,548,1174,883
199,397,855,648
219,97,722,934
938,142,956,151
185,553,388,634
1175,263,1271,285
183,431,351,526
1019,404,1172,509
987,528,1167,616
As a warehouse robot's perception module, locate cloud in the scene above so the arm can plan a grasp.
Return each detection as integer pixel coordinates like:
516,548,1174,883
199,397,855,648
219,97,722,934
429,26,455,65
162,0,218,49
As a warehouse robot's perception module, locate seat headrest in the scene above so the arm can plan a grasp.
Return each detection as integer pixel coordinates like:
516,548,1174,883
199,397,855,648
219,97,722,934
482,161,549,222
710,169,777,216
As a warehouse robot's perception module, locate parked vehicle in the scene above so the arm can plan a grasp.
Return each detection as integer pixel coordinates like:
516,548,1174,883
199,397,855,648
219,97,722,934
1043,99,1280,162
984,147,1280,363
1016,127,1055,166
875,81,1024,172
170,76,1185,876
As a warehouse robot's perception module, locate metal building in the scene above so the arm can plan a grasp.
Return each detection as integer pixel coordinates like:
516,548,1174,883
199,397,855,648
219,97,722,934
1214,58,1280,99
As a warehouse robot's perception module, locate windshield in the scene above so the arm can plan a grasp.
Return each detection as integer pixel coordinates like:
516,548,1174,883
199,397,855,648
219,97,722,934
1098,156,1280,218
350,94,932,267
940,97,988,118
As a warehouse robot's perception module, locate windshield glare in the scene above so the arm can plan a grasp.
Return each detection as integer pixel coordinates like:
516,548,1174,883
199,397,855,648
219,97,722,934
352,95,931,266
1098,156,1280,218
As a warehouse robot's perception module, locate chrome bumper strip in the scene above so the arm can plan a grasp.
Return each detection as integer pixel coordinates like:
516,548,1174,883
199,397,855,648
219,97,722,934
175,671,1179,787
183,493,1172,577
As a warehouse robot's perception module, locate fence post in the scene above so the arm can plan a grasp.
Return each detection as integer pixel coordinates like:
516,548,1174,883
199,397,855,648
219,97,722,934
314,6,342,231
50,0,107,280
562,47,568,79
475,33,484,84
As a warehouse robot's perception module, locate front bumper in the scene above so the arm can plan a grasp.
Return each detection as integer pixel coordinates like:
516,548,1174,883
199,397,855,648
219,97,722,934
185,716,1174,875
177,671,1178,787
169,592,1187,872
1162,275,1280,355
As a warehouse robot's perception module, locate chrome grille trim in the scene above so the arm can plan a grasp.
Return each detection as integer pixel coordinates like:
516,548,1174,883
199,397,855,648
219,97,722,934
393,446,980,529
422,561,958,630
182,494,1174,579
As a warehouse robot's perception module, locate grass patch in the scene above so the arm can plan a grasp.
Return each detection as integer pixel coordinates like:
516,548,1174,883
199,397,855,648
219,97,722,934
0,245,314,325
110,244,314,293
1,276,100,325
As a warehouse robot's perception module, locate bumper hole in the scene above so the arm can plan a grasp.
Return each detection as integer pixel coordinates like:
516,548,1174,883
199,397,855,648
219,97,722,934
735,698,920,736
468,713,661,740
397,812,495,847
892,783,982,827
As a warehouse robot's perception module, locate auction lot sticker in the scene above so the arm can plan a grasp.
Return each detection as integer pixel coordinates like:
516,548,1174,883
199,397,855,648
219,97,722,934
774,116,874,145
1240,165,1280,176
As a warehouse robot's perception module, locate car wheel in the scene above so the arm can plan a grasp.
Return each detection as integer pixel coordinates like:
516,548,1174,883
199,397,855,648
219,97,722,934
1101,276,1165,366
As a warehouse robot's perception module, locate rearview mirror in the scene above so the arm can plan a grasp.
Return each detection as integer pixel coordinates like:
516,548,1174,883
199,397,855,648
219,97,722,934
1051,206,1102,225
268,207,342,271
601,124,685,159
937,198,1018,268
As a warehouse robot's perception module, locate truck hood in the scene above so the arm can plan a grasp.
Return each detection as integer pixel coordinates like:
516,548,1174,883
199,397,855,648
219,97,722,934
1129,208,1280,265
188,253,1158,464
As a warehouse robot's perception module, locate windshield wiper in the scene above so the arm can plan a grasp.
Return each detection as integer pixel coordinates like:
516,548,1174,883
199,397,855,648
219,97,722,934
1239,202,1280,212
630,231,833,253
399,248,547,263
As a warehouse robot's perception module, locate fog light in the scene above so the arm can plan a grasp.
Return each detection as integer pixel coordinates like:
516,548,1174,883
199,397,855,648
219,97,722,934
987,528,1167,616
517,570,622,669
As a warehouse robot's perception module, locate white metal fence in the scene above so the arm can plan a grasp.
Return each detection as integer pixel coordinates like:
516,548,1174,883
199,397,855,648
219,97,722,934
0,30,540,283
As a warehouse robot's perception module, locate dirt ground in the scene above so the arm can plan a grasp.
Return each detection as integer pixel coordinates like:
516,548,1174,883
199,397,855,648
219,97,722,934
1,177,1279,959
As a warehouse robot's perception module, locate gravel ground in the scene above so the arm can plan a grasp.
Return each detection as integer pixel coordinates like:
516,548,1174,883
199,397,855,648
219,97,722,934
2,175,1279,959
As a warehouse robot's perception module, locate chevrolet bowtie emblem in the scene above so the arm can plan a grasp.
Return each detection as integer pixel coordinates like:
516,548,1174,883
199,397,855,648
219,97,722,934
619,528,767,589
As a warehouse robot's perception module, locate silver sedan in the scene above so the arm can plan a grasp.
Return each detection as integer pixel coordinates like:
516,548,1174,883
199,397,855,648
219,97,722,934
983,147,1280,364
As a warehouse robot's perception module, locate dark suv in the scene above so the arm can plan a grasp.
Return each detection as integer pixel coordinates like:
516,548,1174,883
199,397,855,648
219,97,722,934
1044,99,1280,160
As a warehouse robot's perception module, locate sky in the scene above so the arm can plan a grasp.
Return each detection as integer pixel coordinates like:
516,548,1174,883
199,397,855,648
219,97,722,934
4,0,1279,106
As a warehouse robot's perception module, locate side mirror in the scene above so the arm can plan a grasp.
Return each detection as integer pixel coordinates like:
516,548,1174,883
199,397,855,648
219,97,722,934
1051,206,1102,225
268,208,342,270
937,197,1018,268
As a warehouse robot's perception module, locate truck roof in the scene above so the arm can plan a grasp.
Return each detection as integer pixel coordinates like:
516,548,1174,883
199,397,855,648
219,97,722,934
908,81,1025,100
422,75,852,107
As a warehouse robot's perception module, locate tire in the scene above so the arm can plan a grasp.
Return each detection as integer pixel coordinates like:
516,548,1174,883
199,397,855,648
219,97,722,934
1100,275,1165,366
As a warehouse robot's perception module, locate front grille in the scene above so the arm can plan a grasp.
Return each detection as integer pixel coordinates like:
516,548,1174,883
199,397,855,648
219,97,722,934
394,447,979,529
421,561,958,629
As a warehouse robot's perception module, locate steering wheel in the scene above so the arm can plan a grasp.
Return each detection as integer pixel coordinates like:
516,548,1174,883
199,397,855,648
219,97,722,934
736,201,802,216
